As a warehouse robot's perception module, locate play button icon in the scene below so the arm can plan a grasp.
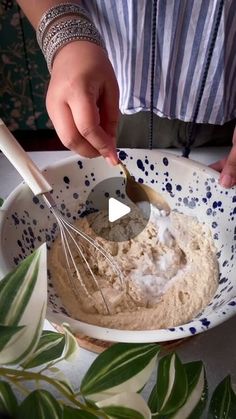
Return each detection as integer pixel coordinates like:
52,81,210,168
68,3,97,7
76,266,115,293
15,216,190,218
108,198,131,222
85,176,151,242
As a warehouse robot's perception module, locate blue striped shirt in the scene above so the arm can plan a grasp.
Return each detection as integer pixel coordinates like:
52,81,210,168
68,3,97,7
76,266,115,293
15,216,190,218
81,0,236,125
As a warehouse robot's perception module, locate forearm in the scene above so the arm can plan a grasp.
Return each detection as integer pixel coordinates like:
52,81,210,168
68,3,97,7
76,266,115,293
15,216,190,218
16,0,81,28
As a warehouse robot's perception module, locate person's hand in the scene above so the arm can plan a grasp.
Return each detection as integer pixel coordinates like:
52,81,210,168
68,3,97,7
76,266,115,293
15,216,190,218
46,41,119,165
210,126,236,188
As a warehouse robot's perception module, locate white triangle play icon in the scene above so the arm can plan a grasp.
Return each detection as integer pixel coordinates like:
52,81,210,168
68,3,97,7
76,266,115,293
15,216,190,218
108,197,131,222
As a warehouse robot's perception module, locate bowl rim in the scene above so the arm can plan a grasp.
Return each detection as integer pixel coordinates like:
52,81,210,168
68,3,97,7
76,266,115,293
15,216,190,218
0,149,223,215
46,301,236,343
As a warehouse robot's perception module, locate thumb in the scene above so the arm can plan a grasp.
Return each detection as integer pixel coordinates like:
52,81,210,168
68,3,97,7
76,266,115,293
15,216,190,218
219,143,236,188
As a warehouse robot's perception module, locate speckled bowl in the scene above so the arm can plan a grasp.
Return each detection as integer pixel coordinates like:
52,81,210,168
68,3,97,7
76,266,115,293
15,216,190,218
0,149,236,343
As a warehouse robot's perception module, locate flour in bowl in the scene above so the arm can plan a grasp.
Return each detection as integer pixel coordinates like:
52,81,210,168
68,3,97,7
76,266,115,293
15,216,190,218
49,204,219,330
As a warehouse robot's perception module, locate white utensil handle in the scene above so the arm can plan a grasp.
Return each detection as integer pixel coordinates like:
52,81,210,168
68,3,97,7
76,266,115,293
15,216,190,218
0,119,52,195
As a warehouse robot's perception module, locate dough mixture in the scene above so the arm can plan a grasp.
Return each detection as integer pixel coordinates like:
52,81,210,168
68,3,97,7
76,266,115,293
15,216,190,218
49,205,219,330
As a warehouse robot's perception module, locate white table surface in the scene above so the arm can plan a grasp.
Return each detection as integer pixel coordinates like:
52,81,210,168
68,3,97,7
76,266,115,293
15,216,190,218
0,147,235,412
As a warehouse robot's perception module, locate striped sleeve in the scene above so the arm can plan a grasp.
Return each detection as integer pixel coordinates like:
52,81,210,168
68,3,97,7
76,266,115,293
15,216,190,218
81,0,236,125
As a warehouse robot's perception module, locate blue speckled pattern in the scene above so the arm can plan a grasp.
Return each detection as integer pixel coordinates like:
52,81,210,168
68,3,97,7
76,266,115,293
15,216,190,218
0,149,236,342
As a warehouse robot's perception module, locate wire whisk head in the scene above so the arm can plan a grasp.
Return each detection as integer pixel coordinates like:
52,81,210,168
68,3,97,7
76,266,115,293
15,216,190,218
52,207,125,315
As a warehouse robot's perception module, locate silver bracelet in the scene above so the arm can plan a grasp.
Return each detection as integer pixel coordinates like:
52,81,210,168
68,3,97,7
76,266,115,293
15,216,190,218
37,2,90,48
45,19,106,72
42,17,83,54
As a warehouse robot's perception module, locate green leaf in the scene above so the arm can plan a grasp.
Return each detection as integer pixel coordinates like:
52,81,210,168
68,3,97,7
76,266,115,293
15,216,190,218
102,405,145,418
22,331,65,369
170,361,207,419
13,303,46,365
148,353,187,416
81,343,160,399
52,373,74,395
97,392,151,419
228,389,236,418
22,324,79,370
60,324,79,361
0,380,18,416
0,325,25,352
208,375,236,419
63,405,98,418
0,244,47,365
18,389,62,419
0,197,4,207
0,251,39,324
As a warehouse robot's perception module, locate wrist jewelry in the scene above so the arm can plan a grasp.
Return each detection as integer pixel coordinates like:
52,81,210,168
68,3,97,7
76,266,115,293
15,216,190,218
37,2,90,48
46,19,106,72
36,3,106,72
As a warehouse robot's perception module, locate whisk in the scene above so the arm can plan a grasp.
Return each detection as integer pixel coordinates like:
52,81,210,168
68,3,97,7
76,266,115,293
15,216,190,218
0,119,124,314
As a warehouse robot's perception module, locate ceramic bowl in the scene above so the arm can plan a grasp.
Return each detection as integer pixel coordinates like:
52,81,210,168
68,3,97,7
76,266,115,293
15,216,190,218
0,149,236,343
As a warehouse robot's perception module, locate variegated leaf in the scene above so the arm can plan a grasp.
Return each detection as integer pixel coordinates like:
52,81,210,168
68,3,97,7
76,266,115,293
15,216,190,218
63,405,98,418
97,392,151,419
22,331,65,369
60,323,79,361
0,243,47,365
208,375,236,419
148,352,187,416
81,343,160,400
170,361,207,419
18,389,62,419
0,250,39,324
102,405,145,418
0,325,25,352
51,371,74,395
0,380,18,416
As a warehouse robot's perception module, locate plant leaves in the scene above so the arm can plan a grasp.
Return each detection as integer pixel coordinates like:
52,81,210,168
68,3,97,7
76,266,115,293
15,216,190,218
81,343,160,400
148,353,187,416
22,324,79,370
0,325,25,352
18,389,62,419
0,380,18,416
48,367,61,373
60,324,79,361
228,389,236,418
208,375,236,419
0,243,47,365
102,405,145,418
51,372,74,395
97,392,151,419
0,251,39,324
22,331,65,369
169,361,207,419
0,197,4,207
63,405,98,418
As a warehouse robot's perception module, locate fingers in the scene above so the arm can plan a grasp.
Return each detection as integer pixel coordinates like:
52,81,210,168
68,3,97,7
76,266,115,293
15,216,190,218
68,89,118,165
100,77,120,139
46,41,119,163
47,100,99,158
219,143,236,188
210,158,227,172
209,127,236,188
210,153,236,188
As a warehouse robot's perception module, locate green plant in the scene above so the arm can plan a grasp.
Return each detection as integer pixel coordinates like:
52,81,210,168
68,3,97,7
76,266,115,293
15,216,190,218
0,244,235,418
